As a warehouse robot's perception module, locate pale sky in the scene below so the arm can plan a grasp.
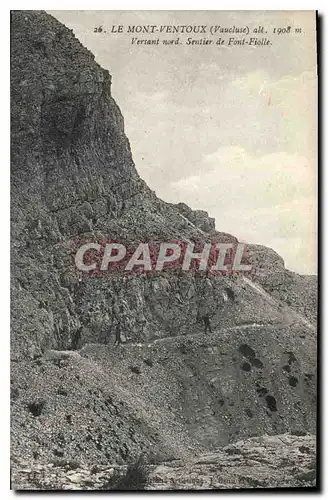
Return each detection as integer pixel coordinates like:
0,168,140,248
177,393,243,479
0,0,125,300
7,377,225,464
50,10,317,275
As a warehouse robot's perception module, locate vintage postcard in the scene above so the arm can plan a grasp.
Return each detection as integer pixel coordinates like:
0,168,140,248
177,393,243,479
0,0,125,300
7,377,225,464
11,10,318,491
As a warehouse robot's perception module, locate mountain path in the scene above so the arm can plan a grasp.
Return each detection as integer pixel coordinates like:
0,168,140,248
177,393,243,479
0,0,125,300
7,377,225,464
241,276,316,332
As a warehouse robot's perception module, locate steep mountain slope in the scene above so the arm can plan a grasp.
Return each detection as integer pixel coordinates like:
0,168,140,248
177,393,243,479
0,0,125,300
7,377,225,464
11,10,317,487
12,323,316,468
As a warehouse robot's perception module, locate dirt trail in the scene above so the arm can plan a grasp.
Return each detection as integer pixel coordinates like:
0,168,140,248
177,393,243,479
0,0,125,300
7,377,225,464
126,323,276,349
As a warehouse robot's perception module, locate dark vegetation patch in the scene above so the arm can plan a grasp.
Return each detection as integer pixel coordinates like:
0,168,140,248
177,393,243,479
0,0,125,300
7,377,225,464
225,288,235,301
179,344,188,355
288,376,299,387
53,448,64,457
282,364,291,373
57,387,68,396
52,359,68,368
256,387,268,397
101,456,149,491
265,394,277,412
250,358,263,369
286,351,297,365
244,408,253,418
225,447,240,455
129,365,141,375
299,446,311,454
143,358,153,367
239,344,256,360
27,400,46,417
241,362,251,372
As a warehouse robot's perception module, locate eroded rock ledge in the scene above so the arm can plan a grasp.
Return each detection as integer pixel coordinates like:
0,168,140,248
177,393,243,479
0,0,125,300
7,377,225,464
12,433,316,490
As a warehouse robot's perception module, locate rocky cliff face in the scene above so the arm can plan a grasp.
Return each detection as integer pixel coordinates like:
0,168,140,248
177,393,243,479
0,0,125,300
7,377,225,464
11,10,317,489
